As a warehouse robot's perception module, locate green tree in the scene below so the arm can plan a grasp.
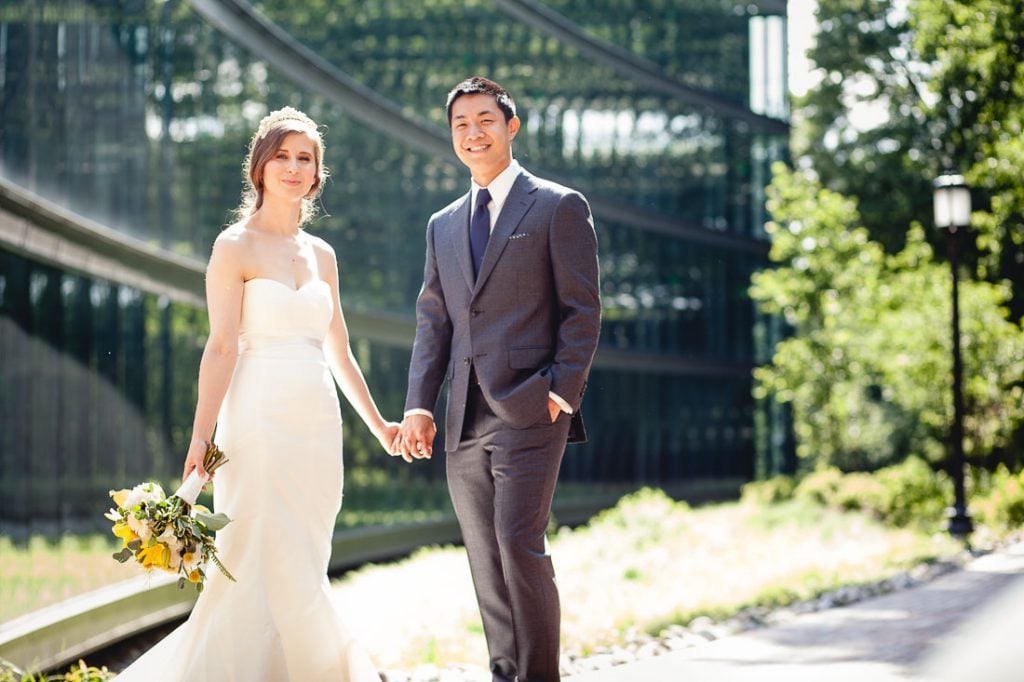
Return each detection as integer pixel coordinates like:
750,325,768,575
798,0,1024,319
794,0,935,252
752,164,1024,472
913,0,1024,309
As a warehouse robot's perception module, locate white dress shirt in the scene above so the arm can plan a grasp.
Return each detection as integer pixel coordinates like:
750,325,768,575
405,159,572,421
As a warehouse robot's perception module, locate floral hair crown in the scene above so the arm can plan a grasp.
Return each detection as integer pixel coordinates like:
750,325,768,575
255,106,318,140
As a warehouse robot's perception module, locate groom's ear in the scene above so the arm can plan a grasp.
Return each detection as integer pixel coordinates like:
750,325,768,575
508,115,521,139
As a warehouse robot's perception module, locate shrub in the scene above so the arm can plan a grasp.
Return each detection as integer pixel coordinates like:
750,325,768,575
832,472,886,513
793,468,845,506
973,466,1024,531
590,487,689,529
740,475,797,505
0,659,113,682
787,457,949,529
869,456,950,527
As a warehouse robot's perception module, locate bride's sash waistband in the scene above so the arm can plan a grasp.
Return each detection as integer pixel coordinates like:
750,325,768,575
238,334,323,354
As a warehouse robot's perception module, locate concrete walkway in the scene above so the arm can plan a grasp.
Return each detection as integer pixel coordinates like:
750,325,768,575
569,542,1024,682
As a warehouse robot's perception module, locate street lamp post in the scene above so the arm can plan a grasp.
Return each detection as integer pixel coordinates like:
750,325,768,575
933,173,973,538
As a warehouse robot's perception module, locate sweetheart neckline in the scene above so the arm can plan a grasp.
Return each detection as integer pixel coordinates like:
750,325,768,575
244,277,328,293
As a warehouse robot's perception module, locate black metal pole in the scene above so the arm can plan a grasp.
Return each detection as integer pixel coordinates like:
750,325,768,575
947,227,973,537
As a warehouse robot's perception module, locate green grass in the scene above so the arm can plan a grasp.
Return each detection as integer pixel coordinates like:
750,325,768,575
0,535,138,623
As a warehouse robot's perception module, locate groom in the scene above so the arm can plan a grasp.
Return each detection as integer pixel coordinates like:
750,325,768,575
396,77,601,681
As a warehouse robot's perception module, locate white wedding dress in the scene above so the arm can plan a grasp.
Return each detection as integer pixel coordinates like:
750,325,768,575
116,278,379,681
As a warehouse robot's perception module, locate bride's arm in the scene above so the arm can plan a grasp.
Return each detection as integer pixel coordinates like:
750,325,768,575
317,240,400,452
182,233,245,480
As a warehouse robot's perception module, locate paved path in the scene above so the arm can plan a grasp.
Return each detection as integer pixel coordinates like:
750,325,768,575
569,542,1024,682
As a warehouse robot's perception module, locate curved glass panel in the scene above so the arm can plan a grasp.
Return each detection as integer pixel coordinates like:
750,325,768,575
250,0,786,236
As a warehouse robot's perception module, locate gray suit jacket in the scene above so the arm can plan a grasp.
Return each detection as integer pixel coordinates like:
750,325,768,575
405,169,601,452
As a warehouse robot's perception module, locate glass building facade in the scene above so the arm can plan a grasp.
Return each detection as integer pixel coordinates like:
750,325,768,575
0,0,790,532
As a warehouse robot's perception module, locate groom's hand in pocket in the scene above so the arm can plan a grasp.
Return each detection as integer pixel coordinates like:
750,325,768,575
548,397,562,423
398,415,435,463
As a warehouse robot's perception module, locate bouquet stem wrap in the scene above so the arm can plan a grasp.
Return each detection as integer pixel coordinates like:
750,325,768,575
174,469,209,506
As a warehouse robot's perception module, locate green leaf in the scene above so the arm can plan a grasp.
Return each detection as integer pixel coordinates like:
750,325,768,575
211,553,237,582
177,577,186,590
111,548,132,563
195,511,232,531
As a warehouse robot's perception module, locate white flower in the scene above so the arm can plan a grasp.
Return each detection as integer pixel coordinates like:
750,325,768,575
126,514,153,543
124,481,164,510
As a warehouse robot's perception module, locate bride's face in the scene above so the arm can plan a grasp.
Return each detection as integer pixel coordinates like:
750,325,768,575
260,132,319,202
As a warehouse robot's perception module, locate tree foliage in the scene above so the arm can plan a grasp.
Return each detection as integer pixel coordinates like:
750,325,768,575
797,0,1024,319
913,0,1024,301
752,164,1024,472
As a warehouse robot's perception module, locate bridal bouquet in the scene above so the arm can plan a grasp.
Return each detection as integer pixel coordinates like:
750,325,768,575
106,441,235,591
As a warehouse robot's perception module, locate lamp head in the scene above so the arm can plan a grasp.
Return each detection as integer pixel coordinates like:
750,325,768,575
933,173,971,230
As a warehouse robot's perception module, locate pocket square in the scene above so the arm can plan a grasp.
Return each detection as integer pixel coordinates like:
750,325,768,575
509,232,531,240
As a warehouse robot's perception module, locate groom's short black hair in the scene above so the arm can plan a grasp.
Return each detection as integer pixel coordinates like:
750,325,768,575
445,77,517,125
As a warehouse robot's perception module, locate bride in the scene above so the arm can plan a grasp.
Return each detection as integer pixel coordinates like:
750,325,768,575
115,107,396,680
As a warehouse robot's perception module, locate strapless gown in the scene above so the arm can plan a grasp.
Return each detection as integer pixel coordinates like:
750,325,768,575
116,278,379,681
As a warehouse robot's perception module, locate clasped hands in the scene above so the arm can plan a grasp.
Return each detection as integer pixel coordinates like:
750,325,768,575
386,398,562,463
388,414,436,463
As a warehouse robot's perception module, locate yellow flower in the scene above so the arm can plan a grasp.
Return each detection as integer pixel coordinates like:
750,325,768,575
112,521,139,547
109,489,130,507
138,542,171,570
188,569,202,583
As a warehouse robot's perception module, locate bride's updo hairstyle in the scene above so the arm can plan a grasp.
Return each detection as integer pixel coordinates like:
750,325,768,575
236,106,328,227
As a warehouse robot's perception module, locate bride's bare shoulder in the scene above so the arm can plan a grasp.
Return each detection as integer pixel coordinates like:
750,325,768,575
217,222,250,244
305,233,338,270
304,234,339,285
211,223,254,255
206,224,253,276
305,232,335,255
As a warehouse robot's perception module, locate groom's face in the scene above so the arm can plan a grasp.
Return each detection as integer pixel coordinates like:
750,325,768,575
450,93,520,184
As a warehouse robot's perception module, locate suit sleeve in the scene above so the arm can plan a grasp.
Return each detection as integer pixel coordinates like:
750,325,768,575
404,218,453,414
548,192,601,411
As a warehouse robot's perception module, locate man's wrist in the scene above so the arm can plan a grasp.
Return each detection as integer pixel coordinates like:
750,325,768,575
548,391,572,414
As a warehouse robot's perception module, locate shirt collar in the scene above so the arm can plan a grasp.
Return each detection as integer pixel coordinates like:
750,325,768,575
471,159,522,213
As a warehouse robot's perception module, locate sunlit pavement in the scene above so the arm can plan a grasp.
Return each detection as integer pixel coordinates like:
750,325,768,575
568,542,1024,681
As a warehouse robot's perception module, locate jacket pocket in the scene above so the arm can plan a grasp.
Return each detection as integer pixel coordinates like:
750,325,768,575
509,345,553,369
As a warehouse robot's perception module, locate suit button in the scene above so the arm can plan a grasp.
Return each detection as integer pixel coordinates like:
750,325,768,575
464,357,471,364
471,309,482,315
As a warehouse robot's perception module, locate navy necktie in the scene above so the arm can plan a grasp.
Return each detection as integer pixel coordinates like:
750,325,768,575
470,188,492,280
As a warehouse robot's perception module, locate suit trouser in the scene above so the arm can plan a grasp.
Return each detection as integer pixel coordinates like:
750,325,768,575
447,384,571,682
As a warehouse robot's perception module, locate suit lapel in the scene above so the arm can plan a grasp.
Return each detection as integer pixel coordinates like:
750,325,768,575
448,193,475,291
473,173,538,295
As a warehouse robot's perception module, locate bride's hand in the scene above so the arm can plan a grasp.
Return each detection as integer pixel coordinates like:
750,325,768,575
182,438,211,482
375,421,401,455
